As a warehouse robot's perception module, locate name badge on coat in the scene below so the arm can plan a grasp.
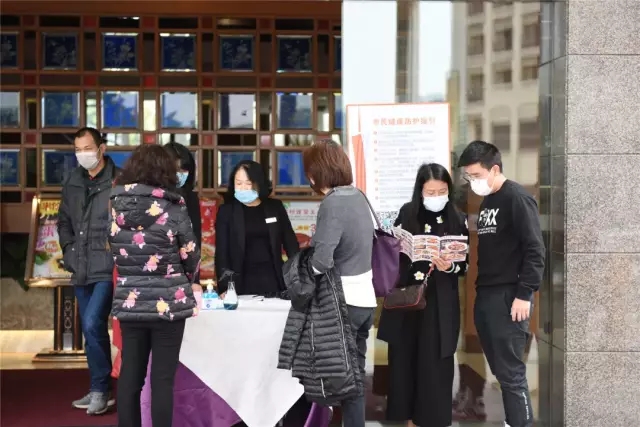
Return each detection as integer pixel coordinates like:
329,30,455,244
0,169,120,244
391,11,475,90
265,217,277,224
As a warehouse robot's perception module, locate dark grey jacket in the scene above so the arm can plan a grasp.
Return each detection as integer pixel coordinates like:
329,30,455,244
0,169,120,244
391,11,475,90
58,156,119,286
277,247,363,406
109,184,200,322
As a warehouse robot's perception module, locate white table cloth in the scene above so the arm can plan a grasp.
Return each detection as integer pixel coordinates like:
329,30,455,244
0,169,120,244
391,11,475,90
179,295,305,427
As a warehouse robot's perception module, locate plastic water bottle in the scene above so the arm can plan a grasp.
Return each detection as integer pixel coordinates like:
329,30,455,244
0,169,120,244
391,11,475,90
223,280,239,310
202,284,220,311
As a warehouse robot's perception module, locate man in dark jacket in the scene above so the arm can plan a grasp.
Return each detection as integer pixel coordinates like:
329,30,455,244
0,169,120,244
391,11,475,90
58,127,120,416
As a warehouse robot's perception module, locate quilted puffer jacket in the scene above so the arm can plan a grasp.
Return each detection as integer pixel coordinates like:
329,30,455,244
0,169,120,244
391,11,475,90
277,247,363,406
109,184,200,322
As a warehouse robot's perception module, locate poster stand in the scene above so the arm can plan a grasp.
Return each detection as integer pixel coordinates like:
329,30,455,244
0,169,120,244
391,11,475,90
25,195,85,363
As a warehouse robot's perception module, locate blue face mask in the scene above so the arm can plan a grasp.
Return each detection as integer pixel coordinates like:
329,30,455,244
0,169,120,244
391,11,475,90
176,172,188,188
235,189,259,204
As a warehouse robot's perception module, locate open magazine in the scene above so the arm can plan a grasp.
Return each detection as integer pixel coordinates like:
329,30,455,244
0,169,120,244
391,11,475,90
393,227,469,263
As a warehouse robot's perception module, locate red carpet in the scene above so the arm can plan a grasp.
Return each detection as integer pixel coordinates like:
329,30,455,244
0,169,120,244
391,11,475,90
0,369,117,427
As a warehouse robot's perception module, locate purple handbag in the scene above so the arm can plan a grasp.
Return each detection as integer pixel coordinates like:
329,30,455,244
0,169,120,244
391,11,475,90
358,190,401,297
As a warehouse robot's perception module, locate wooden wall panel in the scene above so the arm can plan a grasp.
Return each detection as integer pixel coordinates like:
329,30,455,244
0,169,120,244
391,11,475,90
1,1,341,17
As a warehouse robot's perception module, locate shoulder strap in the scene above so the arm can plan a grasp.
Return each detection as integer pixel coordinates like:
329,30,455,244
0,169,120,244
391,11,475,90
355,188,383,229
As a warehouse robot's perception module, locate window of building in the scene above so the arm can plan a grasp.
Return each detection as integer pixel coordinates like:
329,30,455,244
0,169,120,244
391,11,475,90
522,18,540,48
519,120,539,150
491,123,511,151
493,65,512,85
469,116,483,140
467,1,484,16
493,24,513,52
522,62,539,81
467,33,484,56
467,73,484,103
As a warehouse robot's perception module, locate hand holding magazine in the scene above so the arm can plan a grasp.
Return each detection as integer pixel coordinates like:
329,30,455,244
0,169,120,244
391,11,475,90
393,227,469,263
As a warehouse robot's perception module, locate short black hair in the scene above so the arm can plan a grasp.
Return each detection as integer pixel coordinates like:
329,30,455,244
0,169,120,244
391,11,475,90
73,127,105,147
224,160,271,203
457,140,502,172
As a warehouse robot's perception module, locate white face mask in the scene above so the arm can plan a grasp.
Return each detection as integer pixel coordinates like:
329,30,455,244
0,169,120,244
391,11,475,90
470,178,492,196
76,151,101,170
423,195,449,212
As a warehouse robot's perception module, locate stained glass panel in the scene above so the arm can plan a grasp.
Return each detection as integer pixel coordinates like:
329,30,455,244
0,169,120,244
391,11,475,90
41,92,80,128
0,149,20,186
277,151,308,186
219,93,256,129
0,33,19,68
277,93,312,129
42,33,77,70
102,33,138,70
108,151,133,168
219,35,254,71
102,91,139,128
277,36,312,72
0,92,20,128
218,151,255,186
334,36,342,72
42,150,77,186
160,92,198,129
161,34,196,71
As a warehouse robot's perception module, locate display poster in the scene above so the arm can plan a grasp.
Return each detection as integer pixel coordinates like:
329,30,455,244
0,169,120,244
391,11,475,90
30,199,72,280
199,198,218,280
283,201,320,249
346,103,451,217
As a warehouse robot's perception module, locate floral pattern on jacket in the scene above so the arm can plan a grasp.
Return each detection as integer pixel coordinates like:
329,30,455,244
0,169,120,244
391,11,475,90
109,183,201,322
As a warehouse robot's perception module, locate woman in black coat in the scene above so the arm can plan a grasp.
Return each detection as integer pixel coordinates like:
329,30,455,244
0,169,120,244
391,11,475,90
377,163,468,427
215,160,299,297
164,143,201,249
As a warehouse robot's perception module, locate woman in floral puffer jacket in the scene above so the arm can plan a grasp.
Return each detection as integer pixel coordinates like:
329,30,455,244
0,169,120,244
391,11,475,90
109,144,200,427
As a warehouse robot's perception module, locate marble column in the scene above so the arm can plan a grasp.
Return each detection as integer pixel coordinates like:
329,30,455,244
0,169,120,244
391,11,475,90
543,1,640,425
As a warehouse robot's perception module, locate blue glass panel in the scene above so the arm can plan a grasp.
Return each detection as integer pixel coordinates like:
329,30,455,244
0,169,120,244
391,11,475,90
0,150,19,186
161,92,198,129
219,152,254,186
43,151,78,186
219,36,254,71
277,152,308,187
334,93,343,130
277,93,312,129
41,92,80,128
103,34,138,70
102,91,139,128
0,33,18,68
0,92,20,127
334,36,341,72
42,33,77,69
277,36,312,72
161,34,196,71
219,93,255,129
108,151,133,168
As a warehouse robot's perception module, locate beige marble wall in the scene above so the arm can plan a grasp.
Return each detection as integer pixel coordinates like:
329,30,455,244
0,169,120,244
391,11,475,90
557,1,640,425
0,278,54,330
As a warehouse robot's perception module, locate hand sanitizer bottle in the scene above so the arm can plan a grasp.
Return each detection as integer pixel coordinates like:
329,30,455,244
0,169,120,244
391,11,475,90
223,280,239,310
202,283,219,311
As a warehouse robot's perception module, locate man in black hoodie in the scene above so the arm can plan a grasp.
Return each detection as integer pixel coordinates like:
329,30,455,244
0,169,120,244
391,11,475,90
458,141,544,427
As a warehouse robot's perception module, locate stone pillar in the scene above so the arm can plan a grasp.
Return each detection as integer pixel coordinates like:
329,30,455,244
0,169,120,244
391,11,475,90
543,1,640,425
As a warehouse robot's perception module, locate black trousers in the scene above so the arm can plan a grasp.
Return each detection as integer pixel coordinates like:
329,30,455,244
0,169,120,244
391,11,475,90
474,285,533,427
118,320,186,427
